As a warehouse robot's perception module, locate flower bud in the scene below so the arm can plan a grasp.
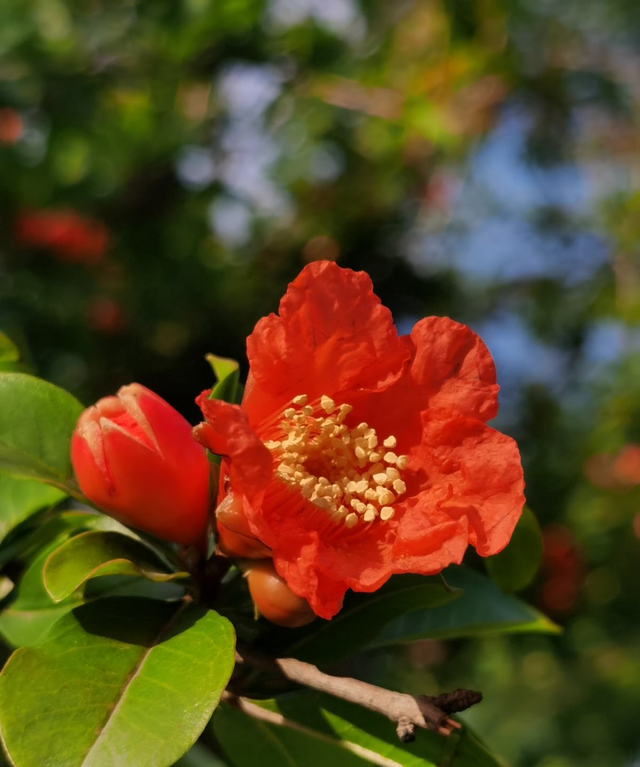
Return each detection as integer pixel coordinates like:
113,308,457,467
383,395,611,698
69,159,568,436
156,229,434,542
216,493,271,559
247,560,315,628
71,383,210,546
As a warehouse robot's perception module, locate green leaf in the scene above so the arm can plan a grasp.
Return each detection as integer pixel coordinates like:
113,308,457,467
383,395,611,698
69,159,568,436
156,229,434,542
214,692,504,767
0,597,236,767
0,472,66,545
206,354,240,404
42,530,190,602
174,744,229,767
0,512,119,647
0,333,19,363
273,575,459,666
0,373,83,485
485,507,542,593
370,567,560,648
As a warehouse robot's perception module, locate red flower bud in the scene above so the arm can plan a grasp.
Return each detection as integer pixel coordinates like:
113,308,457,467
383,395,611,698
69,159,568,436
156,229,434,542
71,384,211,546
247,560,315,628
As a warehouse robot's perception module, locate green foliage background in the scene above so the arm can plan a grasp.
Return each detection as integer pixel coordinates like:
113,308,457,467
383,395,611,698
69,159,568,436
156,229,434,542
1,1,640,765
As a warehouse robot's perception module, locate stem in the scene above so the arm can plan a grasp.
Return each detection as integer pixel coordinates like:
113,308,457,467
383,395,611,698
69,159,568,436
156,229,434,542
235,647,470,741
199,554,231,607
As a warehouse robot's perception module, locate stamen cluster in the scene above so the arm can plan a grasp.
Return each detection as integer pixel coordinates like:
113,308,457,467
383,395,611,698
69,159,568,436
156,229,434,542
265,394,408,528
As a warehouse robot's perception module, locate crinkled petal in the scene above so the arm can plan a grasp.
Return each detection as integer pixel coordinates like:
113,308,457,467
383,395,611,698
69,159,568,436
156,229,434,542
396,409,525,557
408,317,499,422
243,261,409,426
194,392,272,501
269,525,395,619
392,502,469,573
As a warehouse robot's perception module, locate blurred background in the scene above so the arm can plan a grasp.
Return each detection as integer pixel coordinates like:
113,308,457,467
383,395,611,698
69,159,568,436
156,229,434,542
1,1,639,765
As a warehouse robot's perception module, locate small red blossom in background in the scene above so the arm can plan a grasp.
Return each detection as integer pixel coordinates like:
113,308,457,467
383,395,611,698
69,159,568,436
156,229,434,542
71,384,210,547
0,108,23,144
539,524,585,614
86,297,127,335
583,443,640,491
15,208,109,265
613,444,640,486
194,261,525,619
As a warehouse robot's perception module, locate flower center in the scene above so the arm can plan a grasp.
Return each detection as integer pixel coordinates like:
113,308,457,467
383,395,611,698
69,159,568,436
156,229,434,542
265,394,408,528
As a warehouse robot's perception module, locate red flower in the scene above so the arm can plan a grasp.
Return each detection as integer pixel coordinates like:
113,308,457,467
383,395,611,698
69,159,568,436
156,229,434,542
0,108,23,144
15,208,109,264
86,296,127,335
72,384,211,547
194,262,525,619
613,444,640,486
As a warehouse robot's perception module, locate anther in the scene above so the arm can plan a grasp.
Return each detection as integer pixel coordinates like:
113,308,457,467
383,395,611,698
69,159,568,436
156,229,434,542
383,436,397,448
380,506,395,521
393,479,407,494
292,394,308,406
377,489,395,506
320,395,336,414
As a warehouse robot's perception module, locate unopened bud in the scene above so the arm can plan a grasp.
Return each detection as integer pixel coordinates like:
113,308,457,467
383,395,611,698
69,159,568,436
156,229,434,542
247,560,315,628
71,383,210,546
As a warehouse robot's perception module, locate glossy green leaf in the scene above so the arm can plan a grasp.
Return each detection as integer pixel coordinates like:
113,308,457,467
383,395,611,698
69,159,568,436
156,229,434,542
276,575,459,666
214,692,503,767
485,507,542,593
43,530,190,602
206,354,240,404
0,597,236,767
0,472,66,544
0,512,122,647
0,373,83,485
370,567,559,648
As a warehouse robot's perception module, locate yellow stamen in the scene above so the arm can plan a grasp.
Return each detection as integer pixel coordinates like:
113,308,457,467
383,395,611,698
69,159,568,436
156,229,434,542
267,395,407,529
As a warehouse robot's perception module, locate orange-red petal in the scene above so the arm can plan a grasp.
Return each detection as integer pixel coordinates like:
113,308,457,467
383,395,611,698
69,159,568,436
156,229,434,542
193,393,272,502
243,261,410,427
397,409,525,557
407,317,499,422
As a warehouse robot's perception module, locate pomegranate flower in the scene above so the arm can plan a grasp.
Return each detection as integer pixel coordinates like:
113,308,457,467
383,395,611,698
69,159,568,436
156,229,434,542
194,261,525,619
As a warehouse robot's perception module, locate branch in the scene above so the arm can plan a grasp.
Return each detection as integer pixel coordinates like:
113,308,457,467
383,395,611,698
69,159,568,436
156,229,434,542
235,647,481,742
425,689,483,714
